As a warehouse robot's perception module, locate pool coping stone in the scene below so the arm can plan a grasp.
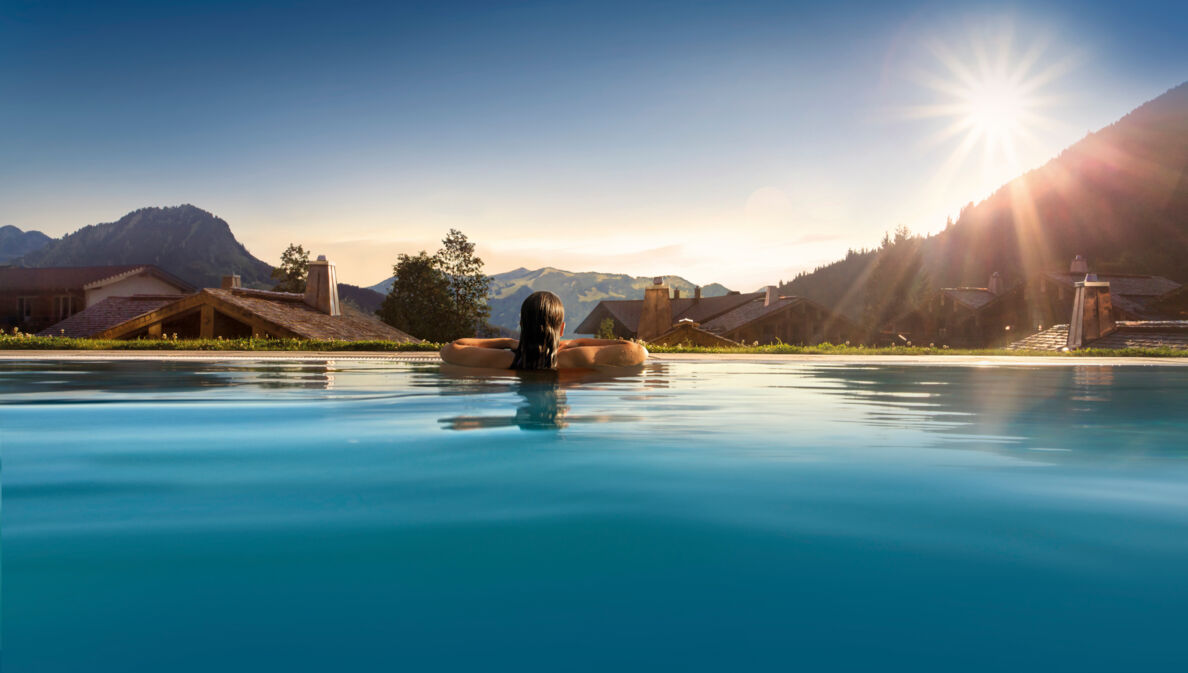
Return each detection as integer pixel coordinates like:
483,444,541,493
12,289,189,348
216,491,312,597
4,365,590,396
1,350,1186,366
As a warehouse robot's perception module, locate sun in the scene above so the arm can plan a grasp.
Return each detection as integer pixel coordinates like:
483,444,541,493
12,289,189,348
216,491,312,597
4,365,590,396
902,26,1073,190
963,74,1027,140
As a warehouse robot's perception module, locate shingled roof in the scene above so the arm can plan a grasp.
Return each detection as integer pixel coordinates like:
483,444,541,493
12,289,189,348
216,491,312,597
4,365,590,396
1008,321,1188,351
0,265,146,291
1007,325,1071,351
701,296,803,334
1043,272,1181,318
38,295,183,337
97,288,420,342
941,288,997,310
204,288,418,341
574,292,763,334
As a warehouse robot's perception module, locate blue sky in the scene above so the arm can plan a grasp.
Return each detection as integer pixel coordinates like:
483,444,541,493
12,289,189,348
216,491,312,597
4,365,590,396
2,0,1185,288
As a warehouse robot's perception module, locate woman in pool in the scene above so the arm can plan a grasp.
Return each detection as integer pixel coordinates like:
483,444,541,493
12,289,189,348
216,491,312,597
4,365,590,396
440,291,648,369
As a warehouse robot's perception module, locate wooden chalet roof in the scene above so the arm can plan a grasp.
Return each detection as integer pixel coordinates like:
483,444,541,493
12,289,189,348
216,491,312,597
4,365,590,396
98,288,420,342
206,288,418,341
941,288,997,310
0,265,148,291
0,265,194,293
38,295,184,337
1042,272,1180,296
1007,325,1070,350
574,292,764,334
700,295,854,335
1008,321,1188,351
81,265,195,292
1043,272,1181,319
1090,321,1188,350
648,321,740,347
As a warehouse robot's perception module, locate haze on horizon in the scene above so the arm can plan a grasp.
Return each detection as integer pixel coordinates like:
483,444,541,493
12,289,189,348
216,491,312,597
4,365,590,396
2,0,1185,290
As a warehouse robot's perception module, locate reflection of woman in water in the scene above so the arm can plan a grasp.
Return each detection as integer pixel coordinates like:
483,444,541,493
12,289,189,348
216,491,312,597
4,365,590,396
440,371,643,431
440,291,647,369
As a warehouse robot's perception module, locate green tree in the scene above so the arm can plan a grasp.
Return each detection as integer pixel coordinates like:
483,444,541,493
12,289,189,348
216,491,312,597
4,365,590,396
377,251,455,342
377,229,491,342
596,317,616,339
437,229,491,337
271,243,309,292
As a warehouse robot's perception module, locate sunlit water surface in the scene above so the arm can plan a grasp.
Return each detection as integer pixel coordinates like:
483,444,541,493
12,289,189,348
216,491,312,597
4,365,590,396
3,359,1187,672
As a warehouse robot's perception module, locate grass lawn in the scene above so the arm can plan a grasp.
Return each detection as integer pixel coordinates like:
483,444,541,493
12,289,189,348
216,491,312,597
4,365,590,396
1,334,1184,357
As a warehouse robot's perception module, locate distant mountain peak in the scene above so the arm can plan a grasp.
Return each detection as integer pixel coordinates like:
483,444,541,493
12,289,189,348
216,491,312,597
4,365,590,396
0,225,53,264
11,205,274,289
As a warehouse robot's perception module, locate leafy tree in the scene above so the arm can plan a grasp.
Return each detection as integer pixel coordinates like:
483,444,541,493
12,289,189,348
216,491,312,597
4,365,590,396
378,251,455,342
597,317,616,339
272,243,309,292
378,229,491,342
437,229,491,337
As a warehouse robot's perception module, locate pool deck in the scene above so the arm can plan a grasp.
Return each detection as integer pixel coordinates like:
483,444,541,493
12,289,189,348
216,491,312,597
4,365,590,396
1,350,1186,366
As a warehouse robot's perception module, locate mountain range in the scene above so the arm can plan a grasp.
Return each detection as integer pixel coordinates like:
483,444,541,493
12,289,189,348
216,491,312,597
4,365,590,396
0,225,52,263
10,205,275,289
369,267,731,337
1,205,732,335
784,80,1188,322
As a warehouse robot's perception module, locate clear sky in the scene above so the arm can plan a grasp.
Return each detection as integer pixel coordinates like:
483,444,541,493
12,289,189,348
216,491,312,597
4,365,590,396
2,0,1185,289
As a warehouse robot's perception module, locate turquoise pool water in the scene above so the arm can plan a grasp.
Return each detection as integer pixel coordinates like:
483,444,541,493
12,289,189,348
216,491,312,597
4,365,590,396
3,359,1188,671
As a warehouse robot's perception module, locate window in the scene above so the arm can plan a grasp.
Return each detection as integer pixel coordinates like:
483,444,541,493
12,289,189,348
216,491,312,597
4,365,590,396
17,297,33,321
54,295,75,320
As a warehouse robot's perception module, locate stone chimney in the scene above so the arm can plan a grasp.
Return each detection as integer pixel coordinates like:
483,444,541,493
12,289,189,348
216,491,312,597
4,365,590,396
637,277,673,342
304,255,341,316
673,288,681,299
765,285,778,307
221,274,241,290
694,286,702,301
1067,275,1115,349
988,272,1003,295
1069,255,1088,275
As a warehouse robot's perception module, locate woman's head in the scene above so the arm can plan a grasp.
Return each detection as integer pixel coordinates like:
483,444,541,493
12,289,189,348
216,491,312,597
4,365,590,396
512,291,565,370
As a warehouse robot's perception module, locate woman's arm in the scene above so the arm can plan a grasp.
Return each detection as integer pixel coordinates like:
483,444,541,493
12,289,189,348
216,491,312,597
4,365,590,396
439,342,517,369
559,338,632,349
450,338,519,349
556,342,648,369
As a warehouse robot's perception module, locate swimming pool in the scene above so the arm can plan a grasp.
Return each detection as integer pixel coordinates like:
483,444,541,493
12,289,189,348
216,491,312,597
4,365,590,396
3,358,1187,671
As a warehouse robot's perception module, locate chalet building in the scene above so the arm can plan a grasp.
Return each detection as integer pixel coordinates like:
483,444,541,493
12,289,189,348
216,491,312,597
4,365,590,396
880,257,1182,348
648,320,742,347
1,265,194,333
1009,274,1188,351
42,257,420,343
1031,255,1180,325
575,279,859,346
871,273,1025,347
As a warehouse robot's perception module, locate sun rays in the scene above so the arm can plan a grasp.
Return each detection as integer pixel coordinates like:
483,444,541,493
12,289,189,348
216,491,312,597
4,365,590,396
903,24,1077,199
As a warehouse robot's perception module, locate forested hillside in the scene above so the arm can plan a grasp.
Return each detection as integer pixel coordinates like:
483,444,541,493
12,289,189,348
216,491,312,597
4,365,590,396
784,81,1188,324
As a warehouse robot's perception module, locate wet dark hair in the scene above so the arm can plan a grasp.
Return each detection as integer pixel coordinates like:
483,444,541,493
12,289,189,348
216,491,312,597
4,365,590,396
511,291,565,370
